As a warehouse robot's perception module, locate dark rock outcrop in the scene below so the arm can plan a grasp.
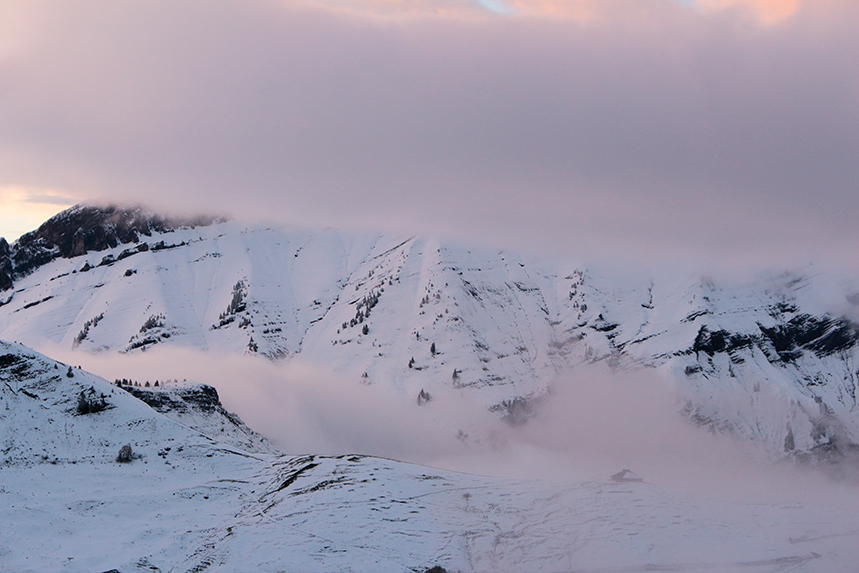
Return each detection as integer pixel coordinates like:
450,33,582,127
0,238,13,291
759,315,859,360
123,383,277,454
127,384,223,414
0,204,221,291
690,315,859,365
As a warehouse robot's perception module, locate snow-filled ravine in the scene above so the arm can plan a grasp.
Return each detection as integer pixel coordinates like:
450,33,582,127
2,340,859,573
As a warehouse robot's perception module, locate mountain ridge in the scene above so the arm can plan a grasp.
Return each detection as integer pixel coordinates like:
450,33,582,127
0,203,221,291
1,204,858,466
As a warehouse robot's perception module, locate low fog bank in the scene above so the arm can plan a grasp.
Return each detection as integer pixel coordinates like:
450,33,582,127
43,343,858,505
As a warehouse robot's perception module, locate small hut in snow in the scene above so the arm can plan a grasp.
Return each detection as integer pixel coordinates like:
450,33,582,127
610,469,643,482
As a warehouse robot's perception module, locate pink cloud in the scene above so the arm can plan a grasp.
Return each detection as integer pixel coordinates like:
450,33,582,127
0,0,857,267
294,0,830,24
696,0,802,23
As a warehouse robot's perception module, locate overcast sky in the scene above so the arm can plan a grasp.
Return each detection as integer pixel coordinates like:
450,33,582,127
1,0,857,268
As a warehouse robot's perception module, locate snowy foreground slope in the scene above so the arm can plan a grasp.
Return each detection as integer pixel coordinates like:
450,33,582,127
3,340,859,573
1,205,859,462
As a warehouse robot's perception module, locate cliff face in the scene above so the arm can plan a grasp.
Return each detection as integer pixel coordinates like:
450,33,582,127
126,383,278,454
0,204,219,291
0,238,12,291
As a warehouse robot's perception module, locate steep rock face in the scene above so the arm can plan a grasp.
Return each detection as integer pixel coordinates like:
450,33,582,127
0,238,12,291
675,305,859,462
128,382,222,412
126,384,278,454
0,204,220,291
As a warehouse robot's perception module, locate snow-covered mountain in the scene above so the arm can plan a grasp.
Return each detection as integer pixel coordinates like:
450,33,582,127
2,204,858,464
3,339,858,572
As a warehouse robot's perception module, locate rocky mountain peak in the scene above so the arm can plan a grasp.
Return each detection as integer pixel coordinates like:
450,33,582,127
0,203,221,291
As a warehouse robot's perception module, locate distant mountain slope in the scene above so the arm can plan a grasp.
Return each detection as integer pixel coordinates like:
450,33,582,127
2,339,858,572
1,204,858,463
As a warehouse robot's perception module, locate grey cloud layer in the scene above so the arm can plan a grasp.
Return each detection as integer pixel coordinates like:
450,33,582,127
1,1,857,264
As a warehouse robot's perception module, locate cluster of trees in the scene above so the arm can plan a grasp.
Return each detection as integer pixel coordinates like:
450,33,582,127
407,342,445,370
114,378,182,388
73,312,105,346
342,288,382,332
225,281,247,315
77,387,108,415
417,388,432,405
139,313,165,333
213,280,248,329
419,286,443,308
419,293,441,306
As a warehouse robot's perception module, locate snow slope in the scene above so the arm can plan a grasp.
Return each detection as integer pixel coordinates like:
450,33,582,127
2,340,859,572
1,208,859,463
